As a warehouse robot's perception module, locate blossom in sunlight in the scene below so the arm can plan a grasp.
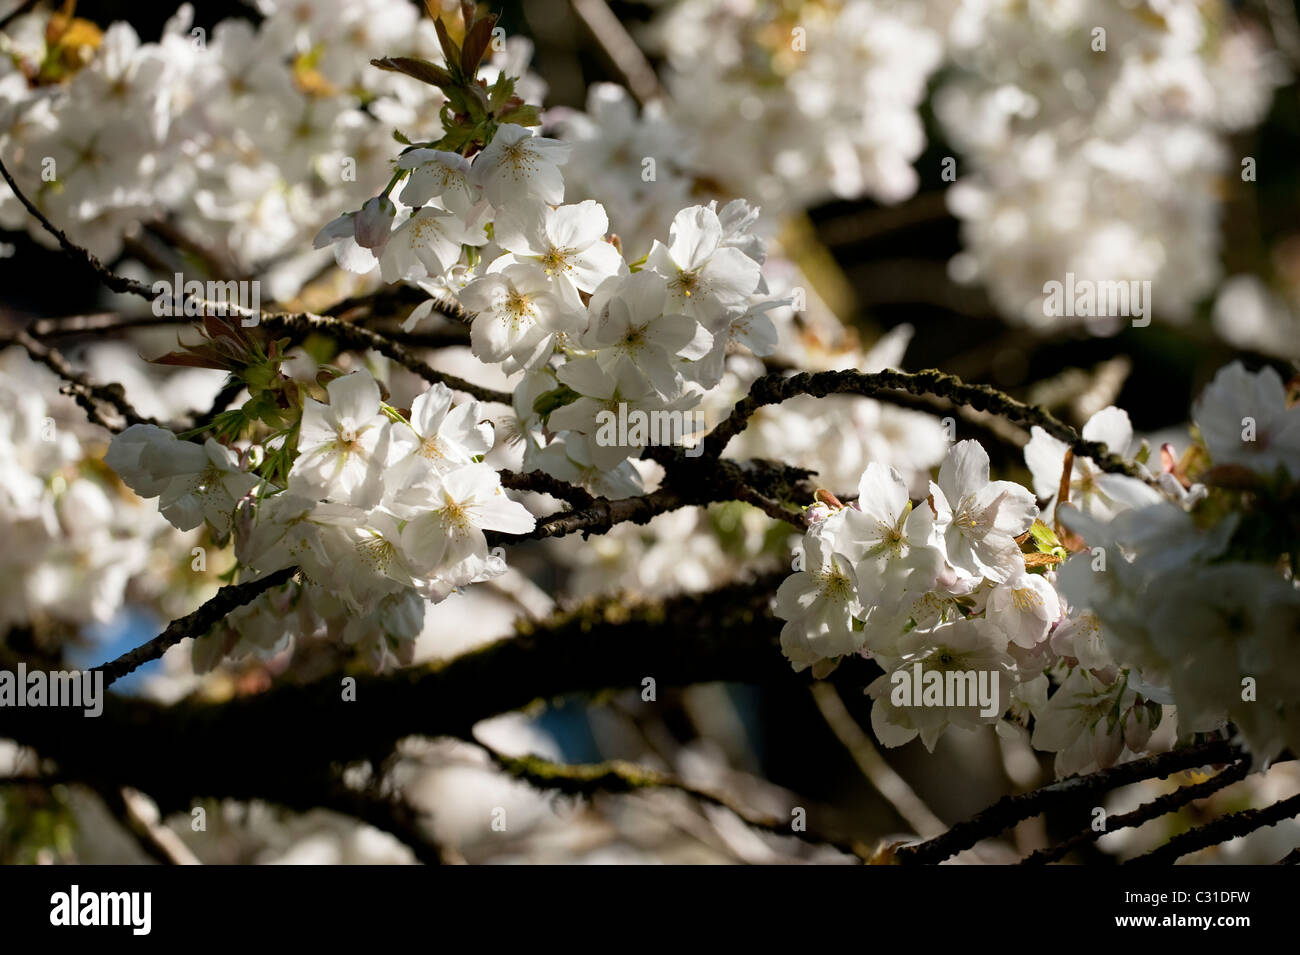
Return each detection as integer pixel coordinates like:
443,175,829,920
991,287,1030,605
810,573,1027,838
471,124,571,207
289,370,393,507
930,440,1037,583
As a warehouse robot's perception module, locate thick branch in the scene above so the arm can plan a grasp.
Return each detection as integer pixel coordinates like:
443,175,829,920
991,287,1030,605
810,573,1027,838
702,368,1147,481
3,573,873,813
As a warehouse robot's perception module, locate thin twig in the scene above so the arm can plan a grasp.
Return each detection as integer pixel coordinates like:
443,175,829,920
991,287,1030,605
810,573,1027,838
893,738,1244,865
0,155,155,298
0,157,511,405
190,377,246,432
1,327,159,432
477,741,870,861
1126,789,1300,865
92,784,202,865
570,0,664,105
92,567,296,687
1019,759,1252,864
809,682,946,839
256,312,511,405
29,312,187,337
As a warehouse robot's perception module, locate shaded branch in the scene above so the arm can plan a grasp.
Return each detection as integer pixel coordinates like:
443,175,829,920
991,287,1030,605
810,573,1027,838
1126,789,1300,865
478,743,869,861
570,0,664,105
3,573,874,813
810,682,946,839
29,312,186,338
0,327,159,432
893,738,1244,865
315,784,453,866
1020,759,1252,865
0,156,155,299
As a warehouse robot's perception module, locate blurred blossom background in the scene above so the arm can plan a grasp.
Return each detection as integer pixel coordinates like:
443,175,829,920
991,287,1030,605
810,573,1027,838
1,0,1298,864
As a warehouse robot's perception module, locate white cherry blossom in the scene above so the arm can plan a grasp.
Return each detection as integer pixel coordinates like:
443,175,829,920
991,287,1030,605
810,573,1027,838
289,370,393,507
930,440,1037,582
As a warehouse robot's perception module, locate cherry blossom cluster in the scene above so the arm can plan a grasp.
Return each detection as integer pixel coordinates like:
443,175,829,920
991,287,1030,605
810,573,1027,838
0,346,214,636
1057,363,1300,766
646,0,1287,348
0,0,541,296
315,99,788,498
647,0,943,215
546,82,952,500
105,365,533,670
773,437,1149,774
776,362,1300,773
937,0,1284,330
89,5,798,668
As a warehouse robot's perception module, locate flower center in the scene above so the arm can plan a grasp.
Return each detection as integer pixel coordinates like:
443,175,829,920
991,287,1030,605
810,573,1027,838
541,247,572,274
674,270,702,298
420,434,445,459
1011,587,1041,612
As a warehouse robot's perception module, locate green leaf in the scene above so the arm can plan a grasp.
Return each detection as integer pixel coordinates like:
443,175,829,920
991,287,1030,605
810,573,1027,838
533,384,581,418
435,122,477,154
487,75,517,114
496,103,541,127
1026,519,1061,553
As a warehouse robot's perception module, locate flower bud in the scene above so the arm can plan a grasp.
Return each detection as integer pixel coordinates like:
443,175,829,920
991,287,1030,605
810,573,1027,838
354,195,396,250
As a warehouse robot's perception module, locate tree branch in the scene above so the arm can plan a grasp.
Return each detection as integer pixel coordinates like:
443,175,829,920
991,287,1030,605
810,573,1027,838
256,312,511,405
1019,758,1252,864
3,573,870,814
0,327,160,432
92,567,296,687
701,368,1149,481
892,738,1244,865
0,156,156,299
314,783,453,866
498,468,597,509
1125,788,1300,865
1,156,511,405
477,742,870,861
